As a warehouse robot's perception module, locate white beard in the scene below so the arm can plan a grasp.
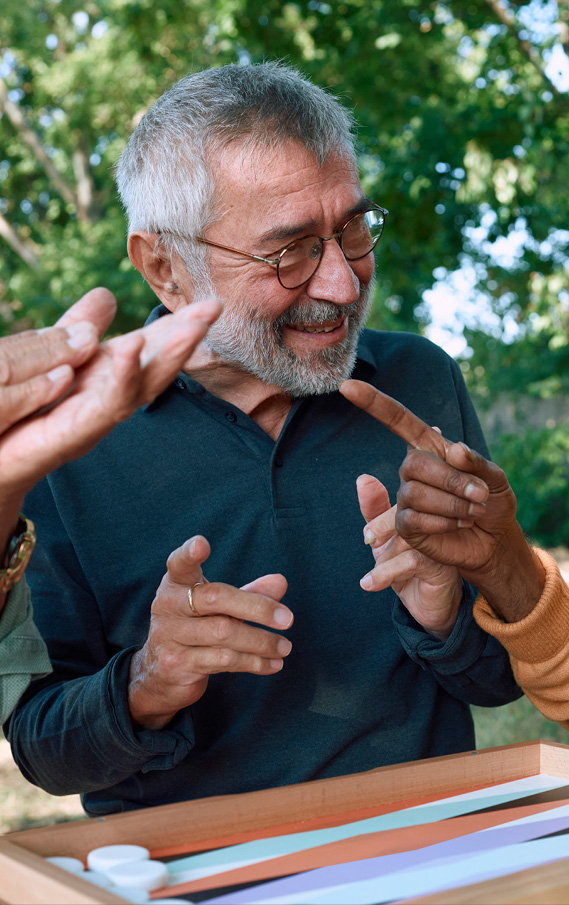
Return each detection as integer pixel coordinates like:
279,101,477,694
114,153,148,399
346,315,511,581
203,281,373,397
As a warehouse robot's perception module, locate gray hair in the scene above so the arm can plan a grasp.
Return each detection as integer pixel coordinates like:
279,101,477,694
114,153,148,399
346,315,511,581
115,61,356,294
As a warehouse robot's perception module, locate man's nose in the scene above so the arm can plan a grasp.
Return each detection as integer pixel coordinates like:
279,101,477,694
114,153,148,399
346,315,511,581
305,238,360,305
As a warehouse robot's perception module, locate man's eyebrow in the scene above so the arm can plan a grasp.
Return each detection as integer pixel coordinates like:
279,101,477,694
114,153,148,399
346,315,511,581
259,220,319,245
258,196,374,247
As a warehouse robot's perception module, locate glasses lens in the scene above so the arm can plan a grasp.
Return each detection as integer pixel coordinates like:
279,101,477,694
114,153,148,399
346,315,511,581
278,236,323,289
341,209,385,260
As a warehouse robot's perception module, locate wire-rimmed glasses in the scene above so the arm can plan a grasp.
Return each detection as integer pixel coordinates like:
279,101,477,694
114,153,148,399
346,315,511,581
195,204,388,289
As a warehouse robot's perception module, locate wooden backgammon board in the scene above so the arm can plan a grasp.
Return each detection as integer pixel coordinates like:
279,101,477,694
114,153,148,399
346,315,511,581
2,740,569,904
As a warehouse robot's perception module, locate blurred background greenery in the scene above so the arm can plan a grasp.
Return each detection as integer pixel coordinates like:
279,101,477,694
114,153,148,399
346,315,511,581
1,0,569,830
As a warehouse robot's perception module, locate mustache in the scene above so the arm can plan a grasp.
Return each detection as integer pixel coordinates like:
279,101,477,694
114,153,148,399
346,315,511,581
273,299,362,329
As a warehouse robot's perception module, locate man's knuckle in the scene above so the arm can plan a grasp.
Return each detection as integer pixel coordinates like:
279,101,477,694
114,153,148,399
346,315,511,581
409,548,424,569
156,645,180,674
450,495,469,516
405,511,422,532
396,482,413,507
487,459,507,483
200,583,219,609
217,648,237,669
248,598,269,624
446,470,470,496
396,508,415,535
210,615,233,643
151,585,177,614
399,449,425,477
0,357,13,387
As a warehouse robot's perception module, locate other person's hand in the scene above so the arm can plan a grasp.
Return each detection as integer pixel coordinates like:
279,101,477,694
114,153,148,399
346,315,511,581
0,289,221,499
128,535,294,730
0,288,221,609
356,473,462,640
340,379,545,622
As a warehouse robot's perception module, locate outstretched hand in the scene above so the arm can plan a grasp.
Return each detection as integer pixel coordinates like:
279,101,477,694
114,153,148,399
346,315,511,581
0,289,222,500
340,379,544,621
0,288,221,609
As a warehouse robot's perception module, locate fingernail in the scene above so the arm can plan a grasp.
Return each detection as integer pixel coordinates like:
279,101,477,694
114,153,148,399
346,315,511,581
468,502,486,517
277,638,292,656
360,574,373,590
274,607,291,627
188,538,197,556
465,482,488,502
66,322,94,349
457,519,474,528
269,659,283,671
364,528,375,545
47,364,70,382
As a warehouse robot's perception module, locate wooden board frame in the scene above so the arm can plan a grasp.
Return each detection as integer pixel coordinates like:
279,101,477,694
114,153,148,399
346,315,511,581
2,740,569,905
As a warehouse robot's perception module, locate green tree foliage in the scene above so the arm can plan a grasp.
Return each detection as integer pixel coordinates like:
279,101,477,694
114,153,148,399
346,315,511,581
491,424,569,545
1,0,567,344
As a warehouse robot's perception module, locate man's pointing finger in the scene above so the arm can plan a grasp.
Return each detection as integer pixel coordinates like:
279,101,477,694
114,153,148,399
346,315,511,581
339,379,449,459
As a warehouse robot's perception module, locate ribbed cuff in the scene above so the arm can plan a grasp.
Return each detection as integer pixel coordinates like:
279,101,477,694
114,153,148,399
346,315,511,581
393,580,486,674
473,549,569,663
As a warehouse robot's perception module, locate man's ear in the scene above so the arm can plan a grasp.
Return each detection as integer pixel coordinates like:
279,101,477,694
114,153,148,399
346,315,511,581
127,231,187,312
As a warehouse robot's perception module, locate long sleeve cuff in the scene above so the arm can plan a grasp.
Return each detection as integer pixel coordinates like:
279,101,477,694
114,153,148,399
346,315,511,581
105,648,196,774
473,549,569,663
393,581,485,674
7,647,196,796
474,550,569,727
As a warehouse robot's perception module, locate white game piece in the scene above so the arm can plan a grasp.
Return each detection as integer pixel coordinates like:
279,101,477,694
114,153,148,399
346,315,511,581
45,856,84,873
106,858,168,891
106,885,150,903
87,844,150,874
82,869,112,888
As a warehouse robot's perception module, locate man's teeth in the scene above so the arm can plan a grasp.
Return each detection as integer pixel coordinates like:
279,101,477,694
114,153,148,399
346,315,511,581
289,324,338,333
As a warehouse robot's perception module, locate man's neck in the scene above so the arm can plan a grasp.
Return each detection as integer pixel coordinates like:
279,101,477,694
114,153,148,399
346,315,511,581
184,347,293,442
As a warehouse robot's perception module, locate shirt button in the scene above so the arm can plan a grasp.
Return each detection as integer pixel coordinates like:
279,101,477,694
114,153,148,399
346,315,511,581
225,412,237,423
274,454,283,467
175,378,185,390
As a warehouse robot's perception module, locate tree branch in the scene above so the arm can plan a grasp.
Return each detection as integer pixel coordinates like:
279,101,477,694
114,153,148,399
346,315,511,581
0,77,79,208
72,144,96,223
0,214,39,270
485,0,561,95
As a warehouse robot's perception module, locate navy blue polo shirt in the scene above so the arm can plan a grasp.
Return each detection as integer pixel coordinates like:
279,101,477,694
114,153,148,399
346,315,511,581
8,319,521,816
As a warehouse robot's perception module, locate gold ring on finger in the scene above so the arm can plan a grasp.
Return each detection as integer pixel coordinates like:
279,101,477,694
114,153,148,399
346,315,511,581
188,581,205,617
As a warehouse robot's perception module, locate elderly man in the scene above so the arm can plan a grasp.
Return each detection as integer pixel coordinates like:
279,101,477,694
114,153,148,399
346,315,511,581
8,62,522,817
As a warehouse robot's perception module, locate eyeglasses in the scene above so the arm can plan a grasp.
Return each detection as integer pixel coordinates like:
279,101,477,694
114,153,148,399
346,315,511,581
195,204,388,289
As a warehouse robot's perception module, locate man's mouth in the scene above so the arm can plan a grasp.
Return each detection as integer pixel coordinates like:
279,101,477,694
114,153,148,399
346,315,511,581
286,319,345,334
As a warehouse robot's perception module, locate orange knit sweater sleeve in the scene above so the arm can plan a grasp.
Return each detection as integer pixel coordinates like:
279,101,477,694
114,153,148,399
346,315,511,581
473,549,569,729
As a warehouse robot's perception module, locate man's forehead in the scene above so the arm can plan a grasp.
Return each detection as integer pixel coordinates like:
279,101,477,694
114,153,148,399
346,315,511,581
213,139,364,226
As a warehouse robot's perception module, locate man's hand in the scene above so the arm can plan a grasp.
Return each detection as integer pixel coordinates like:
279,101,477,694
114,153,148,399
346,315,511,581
356,474,462,640
340,379,545,622
128,535,294,730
